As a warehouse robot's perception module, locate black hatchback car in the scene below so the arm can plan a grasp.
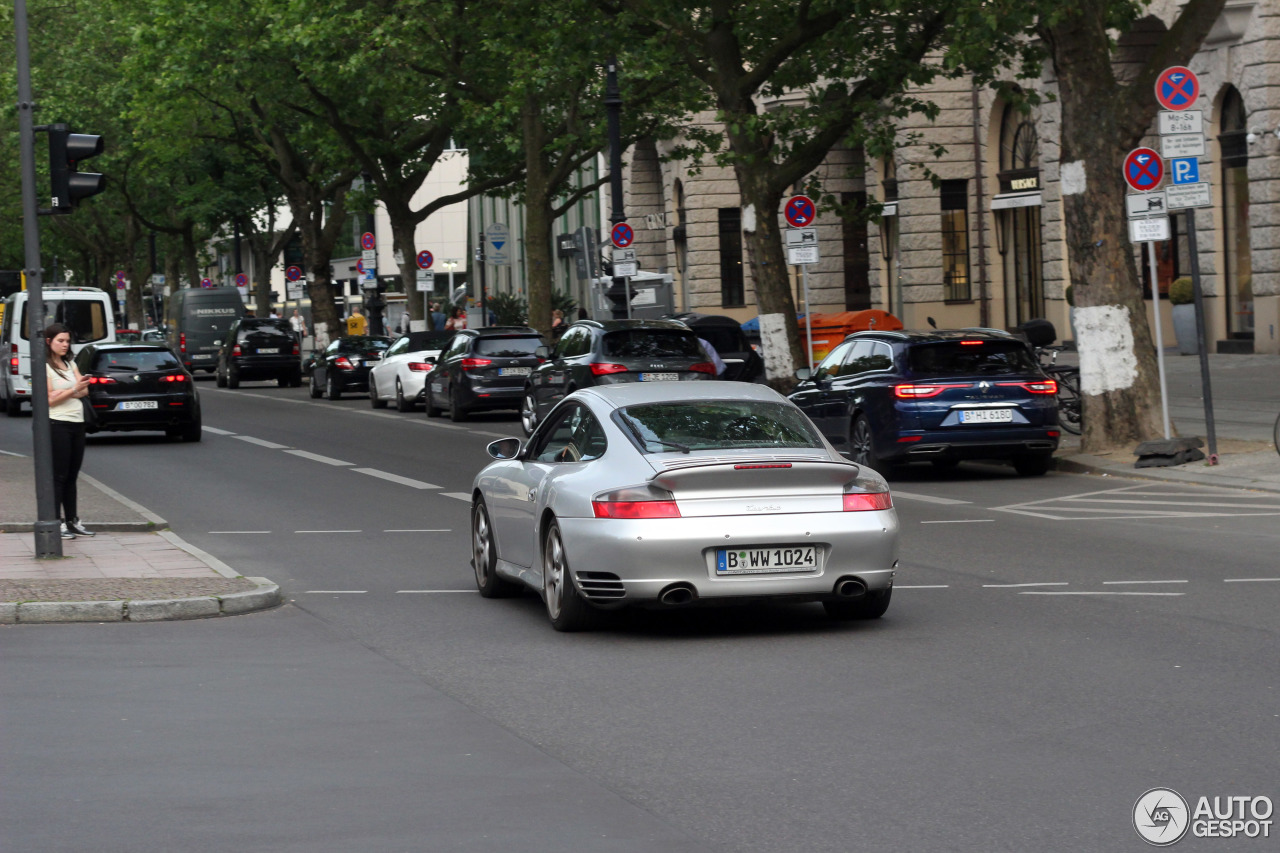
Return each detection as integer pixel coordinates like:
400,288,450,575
216,318,302,388
308,335,392,400
73,344,202,441
426,327,544,422
520,319,714,435
788,330,1060,476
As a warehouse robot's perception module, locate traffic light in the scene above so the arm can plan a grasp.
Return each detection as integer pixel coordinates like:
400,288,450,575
48,124,105,212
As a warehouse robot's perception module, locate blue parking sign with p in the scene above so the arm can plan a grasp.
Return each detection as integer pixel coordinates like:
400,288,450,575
1171,157,1200,185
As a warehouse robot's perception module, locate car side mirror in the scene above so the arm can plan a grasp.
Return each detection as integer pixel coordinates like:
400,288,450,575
535,345,550,359
795,367,811,381
487,437,523,460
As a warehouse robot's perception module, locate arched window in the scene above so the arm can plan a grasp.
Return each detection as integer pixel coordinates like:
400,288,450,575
1000,111,1040,173
1219,86,1253,336
996,104,1044,325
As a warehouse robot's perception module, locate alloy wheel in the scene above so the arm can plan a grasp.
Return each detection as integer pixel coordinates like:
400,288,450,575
544,528,567,620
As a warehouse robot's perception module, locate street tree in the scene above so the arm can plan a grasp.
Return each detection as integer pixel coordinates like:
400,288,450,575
1038,0,1227,451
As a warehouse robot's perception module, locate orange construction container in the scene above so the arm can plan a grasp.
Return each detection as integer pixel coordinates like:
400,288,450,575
802,310,904,364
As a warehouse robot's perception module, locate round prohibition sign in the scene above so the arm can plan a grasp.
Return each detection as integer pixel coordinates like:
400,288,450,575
1155,66,1199,111
361,232,376,251
285,266,302,282
610,222,634,248
1123,148,1164,191
416,250,434,270
234,273,248,287
785,195,816,228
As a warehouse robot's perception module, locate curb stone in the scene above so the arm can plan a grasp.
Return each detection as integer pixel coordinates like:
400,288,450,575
2,580,283,625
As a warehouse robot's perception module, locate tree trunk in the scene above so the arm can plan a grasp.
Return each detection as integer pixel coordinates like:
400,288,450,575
522,95,553,335
388,216,425,329
123,217,145,328
736,171,803,379
288,186,349,342
180,224,200,290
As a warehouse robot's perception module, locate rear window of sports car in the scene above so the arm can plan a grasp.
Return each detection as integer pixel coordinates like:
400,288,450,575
615,401,823,453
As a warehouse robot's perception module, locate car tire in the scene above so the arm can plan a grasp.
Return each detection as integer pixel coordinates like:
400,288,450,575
369,380,388,409
5,398,22,417
289,370,303,388
850,414,883,472
472,498,518,598
520,388,538,437
424,386,442,418
308,373,323,398
277,374,290,388
180,410,203,442
1013,453,1053,477
327,375,341,400
227,366,240,389
449,388,469,422
823,587,892,621
542,520,595,631
216,368,227,388
395,379,413,413
0,395,8,415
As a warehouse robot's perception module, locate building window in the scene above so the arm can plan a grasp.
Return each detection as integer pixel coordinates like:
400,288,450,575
940,180,971,302
718,208,744,307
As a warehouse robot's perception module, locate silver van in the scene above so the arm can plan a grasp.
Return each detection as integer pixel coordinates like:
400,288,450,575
1,287,117,416
165,287,245,373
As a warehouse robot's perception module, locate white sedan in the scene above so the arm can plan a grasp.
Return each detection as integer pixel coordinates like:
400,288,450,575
470,382,900,631
368,330,453,412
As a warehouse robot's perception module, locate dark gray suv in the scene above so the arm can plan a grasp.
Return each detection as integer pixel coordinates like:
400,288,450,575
520,319,714,435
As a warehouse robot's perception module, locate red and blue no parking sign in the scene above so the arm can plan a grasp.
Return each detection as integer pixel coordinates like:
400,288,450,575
361,232,376,251
610,222,634,248
285,266,302,282
1155,66,1199,111
416,250,434,270
785,195,816,228
234,273,248,288
1123,148,1164,191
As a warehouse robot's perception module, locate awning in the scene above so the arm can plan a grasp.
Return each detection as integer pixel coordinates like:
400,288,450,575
991,191,1043,210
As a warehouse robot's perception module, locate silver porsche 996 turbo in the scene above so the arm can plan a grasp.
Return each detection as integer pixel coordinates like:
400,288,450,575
470,381,900,631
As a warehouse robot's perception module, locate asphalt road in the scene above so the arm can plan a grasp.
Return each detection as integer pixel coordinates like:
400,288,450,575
3,376,1278,852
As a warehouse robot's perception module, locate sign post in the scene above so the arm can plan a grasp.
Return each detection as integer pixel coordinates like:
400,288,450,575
784,197,817,372
610,223,636,319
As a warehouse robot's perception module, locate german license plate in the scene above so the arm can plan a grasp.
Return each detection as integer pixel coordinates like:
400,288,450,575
716,545,817,575
499,367,531,376
257,348,279,354
960,408,1013,424
639,372,678,381
192,354,213,360
117,400,158,411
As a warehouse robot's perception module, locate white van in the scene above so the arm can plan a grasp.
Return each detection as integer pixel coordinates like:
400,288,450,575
1,287,117,416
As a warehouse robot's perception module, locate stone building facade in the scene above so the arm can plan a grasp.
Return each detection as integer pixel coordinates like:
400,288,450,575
621,0,1279,354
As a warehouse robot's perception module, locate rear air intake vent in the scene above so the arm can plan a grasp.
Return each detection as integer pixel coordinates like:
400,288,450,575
575,572,626,600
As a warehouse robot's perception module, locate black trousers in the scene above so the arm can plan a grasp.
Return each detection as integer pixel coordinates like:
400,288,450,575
50,420,86,522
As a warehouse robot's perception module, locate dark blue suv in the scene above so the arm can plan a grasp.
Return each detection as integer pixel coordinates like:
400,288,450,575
789,330,1060,476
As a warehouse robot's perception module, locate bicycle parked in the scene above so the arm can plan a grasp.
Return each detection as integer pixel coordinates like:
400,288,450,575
1014,319,1082,436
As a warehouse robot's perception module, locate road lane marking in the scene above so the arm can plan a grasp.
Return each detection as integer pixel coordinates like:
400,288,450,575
474,430,517,438
203,427,237,435
303,590,367,594
351,468,441,489
411,420,467,431
295,529,362,533
983,582,1069,588
395,590,477,594
209,530,271,534
892,491,971,505
994,482,1280,521
895,585,950,589
440,492,472,502
1103,579,1188,585
384,529,452,532
920,519,994,524
285,449,355,466
1224,578,1280,583
234,435,290,449
1020,591,1185,596
356,410,402,420
216,390,308,404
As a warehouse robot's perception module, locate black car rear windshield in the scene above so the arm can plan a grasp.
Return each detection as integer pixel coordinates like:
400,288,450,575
239,320,292,338
335,337,391,353
603,330,701,359
907,341,1039,377
406,331,453,351
94,349,181,372
474,336,542,357
694,326,750,355
616,401,823,453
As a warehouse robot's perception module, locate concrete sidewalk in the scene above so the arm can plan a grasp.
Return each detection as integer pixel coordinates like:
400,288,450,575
0,453,280,624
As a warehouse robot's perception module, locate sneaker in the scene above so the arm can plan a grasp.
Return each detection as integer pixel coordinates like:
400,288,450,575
60,522,76,540
67,519,95,537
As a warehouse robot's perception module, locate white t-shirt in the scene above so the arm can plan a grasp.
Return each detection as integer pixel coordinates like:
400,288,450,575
47,364,84,423
699,339,727,376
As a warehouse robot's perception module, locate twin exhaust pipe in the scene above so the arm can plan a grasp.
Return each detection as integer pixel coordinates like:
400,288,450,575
657,577,868,606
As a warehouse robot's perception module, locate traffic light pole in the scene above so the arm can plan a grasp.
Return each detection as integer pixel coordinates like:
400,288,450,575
14,0,61,557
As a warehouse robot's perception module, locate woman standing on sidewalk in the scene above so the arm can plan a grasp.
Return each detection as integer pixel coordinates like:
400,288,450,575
44,323,95,540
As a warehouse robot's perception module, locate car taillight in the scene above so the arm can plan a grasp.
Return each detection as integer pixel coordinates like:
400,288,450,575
335,356,355,370
88,376,117,385
997,380,1058,394
180,333,187,353
689,362,716,374
960,340,984,346
894,383,971,398
232,344,242,357
734,463,792,469
592,486,681,519
460,357,492,370
408,362,433,372
160,374,187,383
292,341,300,355
590,363,628,376
843,492,893,511
7,356,16,376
